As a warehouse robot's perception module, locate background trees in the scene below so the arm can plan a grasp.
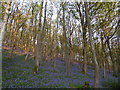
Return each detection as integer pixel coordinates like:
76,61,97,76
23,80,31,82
1,1,119,88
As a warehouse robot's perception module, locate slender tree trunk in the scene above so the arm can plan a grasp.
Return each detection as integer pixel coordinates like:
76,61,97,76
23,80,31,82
106,40,118,76
24,4,35,61
101,32,106,78
34,1,43,74
117,38,120,73
84,2,99,88
113,61,118,77
62,2,70,76
103,60,106,78
76,2,87,74
41,1,47,60
82,29,87,74
33,13,37,60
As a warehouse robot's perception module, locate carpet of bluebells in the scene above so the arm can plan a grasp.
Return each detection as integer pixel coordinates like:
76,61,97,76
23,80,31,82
2,49,119,88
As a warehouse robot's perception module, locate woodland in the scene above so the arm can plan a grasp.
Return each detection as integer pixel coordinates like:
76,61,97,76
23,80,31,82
0,0,120,88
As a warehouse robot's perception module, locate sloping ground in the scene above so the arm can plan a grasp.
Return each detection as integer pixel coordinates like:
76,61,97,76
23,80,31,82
2,49,119,88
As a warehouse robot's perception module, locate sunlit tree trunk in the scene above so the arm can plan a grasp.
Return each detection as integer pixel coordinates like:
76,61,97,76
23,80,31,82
33,12,38,60
0,0,11,58
34,1,43,74
84,2,99,88
0,0,11,51
0,0,11,88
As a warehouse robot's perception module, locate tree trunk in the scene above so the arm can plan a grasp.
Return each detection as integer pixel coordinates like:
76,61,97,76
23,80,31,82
101,32,106,78
117,37,120,73
34,1,43,74
62,2,70,76
103,60,106,78
40,1,47,60
106,40,115,75
0,0,11,50
0,0,11,89
84,2,99,88
76,2,87,74
82,28,87,74
113,61,118,77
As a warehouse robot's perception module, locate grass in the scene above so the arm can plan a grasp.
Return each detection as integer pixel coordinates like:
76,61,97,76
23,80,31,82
69,83,83,88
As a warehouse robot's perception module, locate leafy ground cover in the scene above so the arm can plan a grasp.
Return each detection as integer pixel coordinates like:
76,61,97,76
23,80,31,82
2,49,119,88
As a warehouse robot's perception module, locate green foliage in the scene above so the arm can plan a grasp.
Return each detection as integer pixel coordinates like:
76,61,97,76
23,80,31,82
102,78,120,88
0,2,6,20
56,46,61,53
83,81,90,88
112,73,119,78
69,83,83,88
33,65,39,74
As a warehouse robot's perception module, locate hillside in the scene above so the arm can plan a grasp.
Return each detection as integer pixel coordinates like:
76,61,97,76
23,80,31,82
2,49,119,88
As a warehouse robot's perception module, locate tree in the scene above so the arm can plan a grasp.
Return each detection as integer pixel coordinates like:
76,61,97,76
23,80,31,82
0,0,11,48
84,2,99,88
34,1,43,74
61,2,70,75
1,1,119,88
75,2,87,74
0,0,11,88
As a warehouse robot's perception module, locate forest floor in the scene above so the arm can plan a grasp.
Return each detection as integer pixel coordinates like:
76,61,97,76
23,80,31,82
2,49,119,88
